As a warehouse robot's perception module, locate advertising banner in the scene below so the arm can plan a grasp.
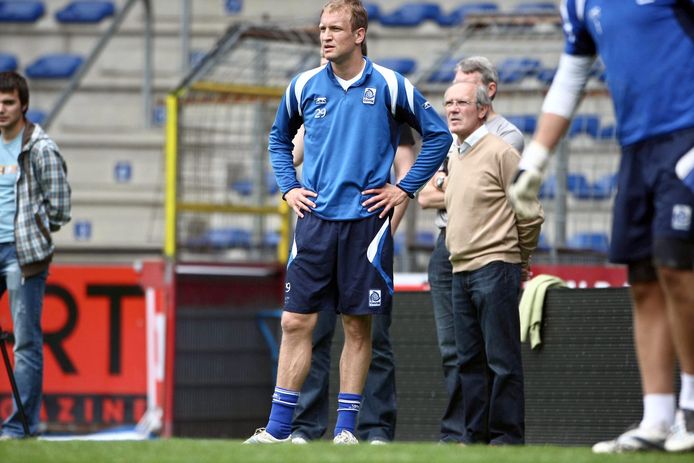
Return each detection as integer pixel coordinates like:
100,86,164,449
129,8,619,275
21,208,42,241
0,265,148,428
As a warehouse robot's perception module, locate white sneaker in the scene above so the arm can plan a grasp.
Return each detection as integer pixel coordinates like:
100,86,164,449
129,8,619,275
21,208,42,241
333,430,358,445
665,409,694,452
243,428,290,444
291,434,309,444
592,424,668,453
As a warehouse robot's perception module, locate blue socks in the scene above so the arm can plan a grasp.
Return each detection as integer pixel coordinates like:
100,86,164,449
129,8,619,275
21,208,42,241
266,387,299,439
334,392,362,437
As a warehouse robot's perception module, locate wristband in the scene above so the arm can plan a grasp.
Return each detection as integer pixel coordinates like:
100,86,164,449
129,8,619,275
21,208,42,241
396,184,414,199
518,141,550,173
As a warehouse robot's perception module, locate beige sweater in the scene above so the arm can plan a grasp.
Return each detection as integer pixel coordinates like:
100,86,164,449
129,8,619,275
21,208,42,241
444,134,544,273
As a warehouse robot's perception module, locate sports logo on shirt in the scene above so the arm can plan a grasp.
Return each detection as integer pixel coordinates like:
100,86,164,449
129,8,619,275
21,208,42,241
363,88,376,105
369,289,381,307
422,101,432,110
314,108,327,118
588,6,602,35
315,97,327,105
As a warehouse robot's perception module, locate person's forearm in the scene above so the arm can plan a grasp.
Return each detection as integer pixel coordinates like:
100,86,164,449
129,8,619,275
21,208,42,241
391,199,409,235
533,113,572,152
418,180,445,209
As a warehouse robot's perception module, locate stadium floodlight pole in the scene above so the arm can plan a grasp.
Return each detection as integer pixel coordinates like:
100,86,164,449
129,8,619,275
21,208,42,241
0,322,31,437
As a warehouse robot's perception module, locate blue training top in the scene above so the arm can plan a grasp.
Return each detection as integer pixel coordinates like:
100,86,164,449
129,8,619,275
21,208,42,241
269,57,452,221
561,0,694,146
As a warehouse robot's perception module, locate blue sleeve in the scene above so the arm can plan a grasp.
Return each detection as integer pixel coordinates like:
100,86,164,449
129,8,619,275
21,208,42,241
561,0,596,56
269,79,303,197
393,77,452,195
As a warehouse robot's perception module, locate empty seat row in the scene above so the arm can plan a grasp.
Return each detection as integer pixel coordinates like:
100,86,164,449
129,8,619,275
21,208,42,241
0,52,84,78
427,56,605,85
539,173,617,201
0,1,114,24
186,228,280,250
366,2,558,27
506,114,616,140
566,232,610,253
229,172,280,197
538,232,610,254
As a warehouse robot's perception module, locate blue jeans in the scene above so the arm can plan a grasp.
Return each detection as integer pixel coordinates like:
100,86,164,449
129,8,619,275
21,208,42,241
427,229,465,442
452,261,524,445
0,244,48,437
292,310,396,442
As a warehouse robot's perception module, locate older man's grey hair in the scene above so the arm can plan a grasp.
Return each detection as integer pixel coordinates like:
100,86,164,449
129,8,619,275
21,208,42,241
474,84,492,119
455,56,499,100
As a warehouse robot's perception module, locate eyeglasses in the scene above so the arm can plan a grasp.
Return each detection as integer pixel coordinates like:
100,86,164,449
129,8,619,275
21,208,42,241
443,99,473,109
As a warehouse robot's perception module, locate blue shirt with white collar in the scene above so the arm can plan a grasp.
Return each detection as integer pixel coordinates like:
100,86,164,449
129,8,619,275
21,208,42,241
270,57,452,221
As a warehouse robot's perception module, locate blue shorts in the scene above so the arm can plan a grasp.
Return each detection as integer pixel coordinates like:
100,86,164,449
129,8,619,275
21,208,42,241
610,126,694,265
283,212,394,315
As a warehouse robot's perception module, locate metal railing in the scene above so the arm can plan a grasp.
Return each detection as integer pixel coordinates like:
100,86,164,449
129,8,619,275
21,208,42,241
43,0,153,130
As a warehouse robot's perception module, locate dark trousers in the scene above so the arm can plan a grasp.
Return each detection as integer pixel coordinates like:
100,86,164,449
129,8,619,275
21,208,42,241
291,309,396,441
427,230,465,442
452,261,525,445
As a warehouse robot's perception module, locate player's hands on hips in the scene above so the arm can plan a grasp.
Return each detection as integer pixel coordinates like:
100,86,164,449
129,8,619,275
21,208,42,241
362,184,408,219
285,187,317,218
508,141,550,220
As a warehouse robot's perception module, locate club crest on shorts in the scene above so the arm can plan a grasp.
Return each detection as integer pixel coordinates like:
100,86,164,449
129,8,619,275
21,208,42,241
363,88,376,105
369,289,381,307
672,204,692,231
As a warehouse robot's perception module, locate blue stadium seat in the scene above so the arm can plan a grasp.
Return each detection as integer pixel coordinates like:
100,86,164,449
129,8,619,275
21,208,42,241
380,3,441,27
376,58,416,75
537,232,551,252
263,230,280,248
506,114,536,134
513,2,559,14
415,230,435,248
497,68,524,85
566,232,609,253
0,1,45,23
598,124,616,140
224,0,242,14
364,3,381,22
203,227,252,249
393,232,405,256
26,109,46,125
591,173,617,199
536,67,555,86
230,178,253,196
436,2,498,27
55,1,115,24
231,173,280,196
497,58,541,85
567,173,593,199
0,52,18,72
25,53,84,78
569,114,600,138
426,57,460,83
538,175,556,199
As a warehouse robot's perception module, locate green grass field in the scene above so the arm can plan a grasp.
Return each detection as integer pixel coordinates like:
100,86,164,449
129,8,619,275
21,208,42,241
0,439,689,463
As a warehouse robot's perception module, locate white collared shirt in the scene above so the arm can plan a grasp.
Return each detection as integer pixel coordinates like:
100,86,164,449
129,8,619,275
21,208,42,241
457,124,489,156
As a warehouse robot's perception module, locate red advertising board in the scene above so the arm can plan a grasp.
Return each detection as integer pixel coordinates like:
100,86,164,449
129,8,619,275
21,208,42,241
0,265,148,428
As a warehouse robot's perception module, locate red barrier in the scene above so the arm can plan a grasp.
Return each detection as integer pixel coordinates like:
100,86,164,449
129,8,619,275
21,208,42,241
0,264,151,429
